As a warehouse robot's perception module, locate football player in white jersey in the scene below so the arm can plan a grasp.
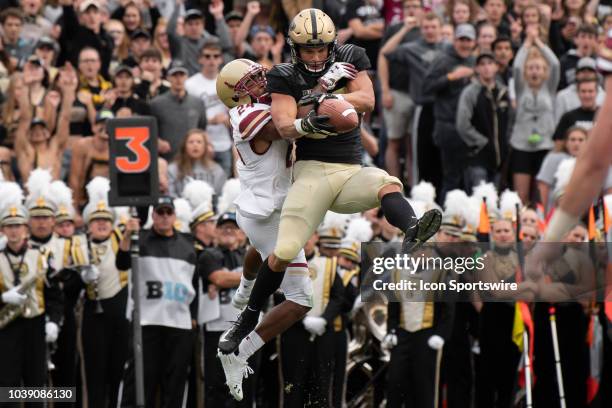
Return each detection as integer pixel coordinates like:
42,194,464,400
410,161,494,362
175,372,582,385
215,59,328,400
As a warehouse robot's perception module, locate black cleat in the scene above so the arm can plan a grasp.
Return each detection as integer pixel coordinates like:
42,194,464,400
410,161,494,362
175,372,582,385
218,309,259,354
402,209,442,254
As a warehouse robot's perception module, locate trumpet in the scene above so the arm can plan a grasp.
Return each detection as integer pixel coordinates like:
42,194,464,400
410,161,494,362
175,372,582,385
0,274,41,329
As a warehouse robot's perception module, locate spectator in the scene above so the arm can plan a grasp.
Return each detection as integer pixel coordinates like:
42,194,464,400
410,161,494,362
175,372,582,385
281,0,313,21
58,0,114,78
150,59,207,160
537,126,587,211
168,129,227,198
124,29,152,67
558,24,597,90
224,9,245,57
1,7,32,68
152,18,172,70
243,25,283,70
15,63,76,181
346,0,385,69
105,19,130,70
552,77,598,149
555,56,605,122
117,197,198,408
423,23,476,199
185,41,232,176
456,52,512,191
77,46,112,115
476,22,497,53
0,36,12,93
111,0,160,37
483,0,510,37
510,25,560,204
0,72,24,149
107,65,151,116
167,1,233,75
69,110,113,209
33,36,60,82
378,0,423,180
492,36,514,85
18,0,53,41
446,0,478,26
134,47,169,101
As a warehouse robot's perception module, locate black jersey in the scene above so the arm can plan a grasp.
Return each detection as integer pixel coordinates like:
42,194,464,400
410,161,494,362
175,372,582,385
266,44,371,165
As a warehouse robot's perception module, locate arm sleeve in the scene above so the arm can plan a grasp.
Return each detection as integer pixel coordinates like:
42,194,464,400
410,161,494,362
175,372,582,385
198,100,208,130
456,85,489,149
387,302,400,331
213,20,233,54
536,153,558,184
422,55,451,96
539,43,561,93
190,263,199,322
197,249,224,284
320,272,347,324
44,268,64,325
552,113,570,141
116,249,131,270
434,301,455,341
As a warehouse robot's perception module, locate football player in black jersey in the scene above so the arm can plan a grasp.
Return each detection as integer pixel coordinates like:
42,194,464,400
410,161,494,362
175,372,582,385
217,8,442,400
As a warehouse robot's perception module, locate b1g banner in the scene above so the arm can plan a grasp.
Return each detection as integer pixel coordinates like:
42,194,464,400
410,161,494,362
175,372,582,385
107,116,159,207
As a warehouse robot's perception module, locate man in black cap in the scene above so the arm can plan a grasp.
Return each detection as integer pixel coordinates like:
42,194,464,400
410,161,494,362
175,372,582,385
456,51,511,192
124,29,152,68
118,196,198,408
167,1,233,75
423,23,476,198
108,65,150,116
150,60,207,159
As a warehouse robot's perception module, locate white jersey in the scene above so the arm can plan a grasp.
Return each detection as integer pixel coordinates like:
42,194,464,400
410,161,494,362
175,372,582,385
230,102,292,220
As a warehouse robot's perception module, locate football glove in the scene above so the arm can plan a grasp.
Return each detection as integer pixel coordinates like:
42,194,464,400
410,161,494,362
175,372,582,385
295,109,337,136
318,62,358,91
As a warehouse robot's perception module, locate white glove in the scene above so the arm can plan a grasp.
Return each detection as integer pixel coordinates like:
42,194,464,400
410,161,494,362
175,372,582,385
1,286,27,305
80,265,100,285
303,316,327,336
318,62,358,91
45,322,59,343
427,334,445,350
381,332,398,352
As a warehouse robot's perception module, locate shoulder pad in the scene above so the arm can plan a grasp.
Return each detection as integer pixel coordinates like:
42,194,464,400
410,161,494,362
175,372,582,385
269,63,295,78
236,104,272,141
335,44,357,62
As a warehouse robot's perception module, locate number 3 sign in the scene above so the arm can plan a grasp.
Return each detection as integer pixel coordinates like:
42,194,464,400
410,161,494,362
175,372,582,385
108,117,159,207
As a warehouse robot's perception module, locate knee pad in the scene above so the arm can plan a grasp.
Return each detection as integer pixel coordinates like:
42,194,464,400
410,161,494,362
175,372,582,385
281,266,313,308
274,239,303,264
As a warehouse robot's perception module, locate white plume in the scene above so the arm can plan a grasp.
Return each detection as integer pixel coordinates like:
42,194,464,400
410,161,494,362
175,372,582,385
114,206,131,226
319,211,351,234
182,179,215,210
217,179,241,214
0,182,24,210
411,181,436,204
86,177,111,205
406,198,426,218
499,189,522,221
463,196,481,229
472,181,499,211
173,198,192,233
444,189,469,218
49,180,73,210
345,217,373,243
25,168,53,206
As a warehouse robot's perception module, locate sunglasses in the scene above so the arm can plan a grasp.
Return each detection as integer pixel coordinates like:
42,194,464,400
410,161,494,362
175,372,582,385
202,53,221,59
155,208,175,216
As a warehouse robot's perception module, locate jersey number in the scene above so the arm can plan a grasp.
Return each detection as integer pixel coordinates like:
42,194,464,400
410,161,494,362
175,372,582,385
236,103,254,115
115,127,151,173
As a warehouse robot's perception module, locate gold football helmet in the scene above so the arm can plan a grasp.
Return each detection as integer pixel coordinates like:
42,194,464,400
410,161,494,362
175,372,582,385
288,8,337,74
216,59,267,108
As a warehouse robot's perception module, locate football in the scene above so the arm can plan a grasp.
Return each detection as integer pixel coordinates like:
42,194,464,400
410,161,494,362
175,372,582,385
297,97,359,134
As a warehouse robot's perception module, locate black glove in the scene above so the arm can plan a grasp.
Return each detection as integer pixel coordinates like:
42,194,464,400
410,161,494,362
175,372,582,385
297,93,339,110
298,109,337,136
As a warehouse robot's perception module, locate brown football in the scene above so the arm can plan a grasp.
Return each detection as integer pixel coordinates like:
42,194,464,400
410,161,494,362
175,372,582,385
297,98,359,134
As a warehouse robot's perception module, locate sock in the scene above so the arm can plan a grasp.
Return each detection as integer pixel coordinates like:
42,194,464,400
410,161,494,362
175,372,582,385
237,275,255,296
238,330,265,359
381,192,417,233
246,258,286,311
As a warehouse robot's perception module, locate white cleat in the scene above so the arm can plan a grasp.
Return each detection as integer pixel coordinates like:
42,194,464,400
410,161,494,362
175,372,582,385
218,350,254,401
231,290,251,310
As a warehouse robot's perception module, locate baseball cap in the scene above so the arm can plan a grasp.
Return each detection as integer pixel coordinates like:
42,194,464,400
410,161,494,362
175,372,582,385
225,11,243,22
576,57,597,72
249,25,275,39
167,60,189,76
184,9,203,21
79,0,100,13
476,51,495,64
113,64,133,77
30,117,47,129
155,196,175,211
36,36,59,53
95,110,114,123
130,29,151,41
455,24,476,41
216,212,238,227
